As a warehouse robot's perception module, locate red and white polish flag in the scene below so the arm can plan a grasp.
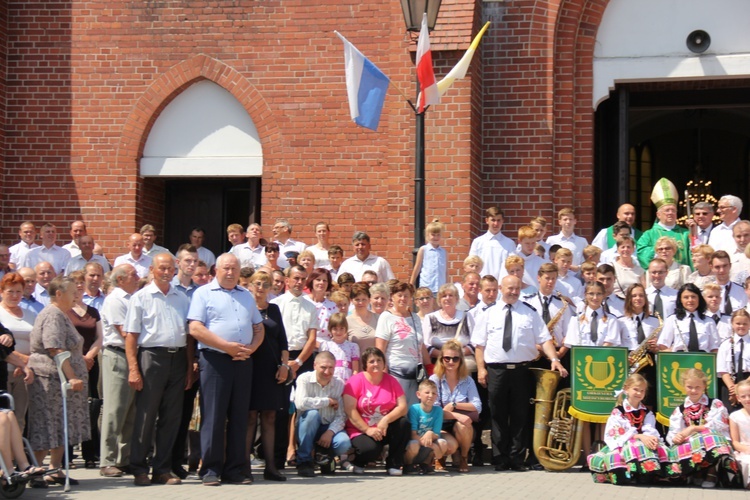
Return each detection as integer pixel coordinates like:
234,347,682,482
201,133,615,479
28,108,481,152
416,13,439,113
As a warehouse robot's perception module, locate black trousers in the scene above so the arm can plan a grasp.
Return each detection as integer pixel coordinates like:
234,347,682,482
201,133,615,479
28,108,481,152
81,358,100,462
199,349,253,480
130,348,187,476
350,417,410,469
487,364,533,467
171,375,200,471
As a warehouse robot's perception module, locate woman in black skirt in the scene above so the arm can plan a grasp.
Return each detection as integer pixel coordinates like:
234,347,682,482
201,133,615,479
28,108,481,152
247,270,291,482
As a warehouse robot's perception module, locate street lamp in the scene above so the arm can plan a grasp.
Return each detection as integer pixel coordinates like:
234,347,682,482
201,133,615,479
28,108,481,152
399,0,442,265
400,0,442,32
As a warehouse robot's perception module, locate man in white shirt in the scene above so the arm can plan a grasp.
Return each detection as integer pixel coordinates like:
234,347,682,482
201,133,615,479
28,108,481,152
9,221,39,270
468,207,516,281
337,232,394,283
712,250,747,313
231,223,266,270
294,352,350,477
592,204,641,251
472,275,566,471
709,195,743,253
65,235,111,275
273,219,306,269
99,264,140,478
645,258,677,319
19,223,71,275
124,254,192,486
114,233,152,279
545,208,588,268
140,224,172,258
189,227,216,268
62,220,87,258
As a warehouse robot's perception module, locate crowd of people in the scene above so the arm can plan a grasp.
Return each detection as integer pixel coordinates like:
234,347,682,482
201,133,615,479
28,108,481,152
0,177,750,490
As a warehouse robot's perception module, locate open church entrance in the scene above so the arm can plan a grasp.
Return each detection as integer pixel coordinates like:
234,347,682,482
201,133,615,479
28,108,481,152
595,81,750,229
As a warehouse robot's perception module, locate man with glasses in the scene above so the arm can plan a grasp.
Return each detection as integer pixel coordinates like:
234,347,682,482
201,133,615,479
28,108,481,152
709,195,743,253
272,219,306,269
685,201,715,246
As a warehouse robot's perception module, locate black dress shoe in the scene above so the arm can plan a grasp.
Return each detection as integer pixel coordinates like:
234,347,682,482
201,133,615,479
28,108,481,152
494,464,509,471
172,467,189,480
509,464,529,472
263,469,287,482
530,464,545,471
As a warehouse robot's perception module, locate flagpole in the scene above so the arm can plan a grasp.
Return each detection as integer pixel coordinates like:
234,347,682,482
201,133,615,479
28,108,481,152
414,79,425,265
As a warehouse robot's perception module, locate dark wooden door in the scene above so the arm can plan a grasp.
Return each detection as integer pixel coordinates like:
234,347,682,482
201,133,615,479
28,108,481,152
164,178,260,256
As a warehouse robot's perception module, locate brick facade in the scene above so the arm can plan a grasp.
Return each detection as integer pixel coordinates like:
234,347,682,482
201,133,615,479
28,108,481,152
0,0,614,281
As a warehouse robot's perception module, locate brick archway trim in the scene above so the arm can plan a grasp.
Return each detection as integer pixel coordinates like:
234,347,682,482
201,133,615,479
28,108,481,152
114,54,282,226
552,0,608,227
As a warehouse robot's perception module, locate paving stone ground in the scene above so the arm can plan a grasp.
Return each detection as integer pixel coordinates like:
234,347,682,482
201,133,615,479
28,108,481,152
11,462,750,500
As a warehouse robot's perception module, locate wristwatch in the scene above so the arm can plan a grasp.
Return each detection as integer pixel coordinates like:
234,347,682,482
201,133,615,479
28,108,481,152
451,402,457,411
551,357,561,363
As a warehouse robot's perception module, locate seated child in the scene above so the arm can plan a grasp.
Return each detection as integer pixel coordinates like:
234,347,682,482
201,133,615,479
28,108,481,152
405,380,452,474
588,374,675,485
667,368,736,488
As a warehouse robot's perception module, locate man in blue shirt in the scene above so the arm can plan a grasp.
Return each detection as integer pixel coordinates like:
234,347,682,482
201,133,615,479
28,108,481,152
188,253,265,486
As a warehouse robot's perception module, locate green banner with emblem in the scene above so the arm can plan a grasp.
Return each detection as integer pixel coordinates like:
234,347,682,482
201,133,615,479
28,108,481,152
656,352,717,426
569,346,629,423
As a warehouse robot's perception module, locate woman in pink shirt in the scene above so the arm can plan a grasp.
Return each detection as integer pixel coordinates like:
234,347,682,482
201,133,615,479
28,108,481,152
343,347,409,476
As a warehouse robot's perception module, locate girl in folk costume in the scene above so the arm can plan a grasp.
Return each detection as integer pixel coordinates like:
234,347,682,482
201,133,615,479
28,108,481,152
588,374,676,485
718,309,750,412
729,379,750,489
666,368,737,488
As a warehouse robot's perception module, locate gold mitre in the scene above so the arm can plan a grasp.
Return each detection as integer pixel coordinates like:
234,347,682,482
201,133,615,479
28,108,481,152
650,178,678,209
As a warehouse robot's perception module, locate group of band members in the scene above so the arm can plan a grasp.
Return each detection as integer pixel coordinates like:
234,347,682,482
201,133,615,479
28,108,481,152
468,177,750,481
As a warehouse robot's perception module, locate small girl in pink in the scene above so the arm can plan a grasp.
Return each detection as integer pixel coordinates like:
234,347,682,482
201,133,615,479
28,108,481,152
320,313,360,382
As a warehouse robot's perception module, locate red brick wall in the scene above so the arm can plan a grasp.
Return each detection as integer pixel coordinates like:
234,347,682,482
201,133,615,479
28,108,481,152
481,0,611,242
0,3,6,202
4,2,77,239
1,0,480,281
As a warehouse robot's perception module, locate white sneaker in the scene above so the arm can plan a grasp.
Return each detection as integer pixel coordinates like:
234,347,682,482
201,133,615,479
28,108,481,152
701,480,716,488
387,468,403,476
341,461,352,471
351,465,365,474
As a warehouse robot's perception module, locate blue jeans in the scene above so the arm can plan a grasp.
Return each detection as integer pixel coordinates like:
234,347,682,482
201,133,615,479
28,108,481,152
296,409,351,464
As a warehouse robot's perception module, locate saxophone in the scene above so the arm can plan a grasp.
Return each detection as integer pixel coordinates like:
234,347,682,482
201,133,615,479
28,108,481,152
546,294,569,348
530,368,583,471
533,294,569,361
628,312,663,375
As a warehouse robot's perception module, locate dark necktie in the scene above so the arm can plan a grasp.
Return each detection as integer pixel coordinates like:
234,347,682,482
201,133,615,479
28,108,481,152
636,316,645,343
724,285,733,315
712,314,720,325
542,295,551,324
602,298,611,315
503,304,513,352
653,288,664,319
739,338,745,375
590,310,598,343
688,313,699,351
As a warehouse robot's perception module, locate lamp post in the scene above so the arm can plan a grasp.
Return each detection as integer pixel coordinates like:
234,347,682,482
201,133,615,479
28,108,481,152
399,0,442,264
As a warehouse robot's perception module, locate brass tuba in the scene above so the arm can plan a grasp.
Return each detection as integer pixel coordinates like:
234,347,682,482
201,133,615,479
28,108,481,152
530,368,583,471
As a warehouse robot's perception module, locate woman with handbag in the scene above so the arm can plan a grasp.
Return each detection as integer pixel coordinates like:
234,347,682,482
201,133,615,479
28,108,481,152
422,284,475,368
429,340,482,473
375,281,430,406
